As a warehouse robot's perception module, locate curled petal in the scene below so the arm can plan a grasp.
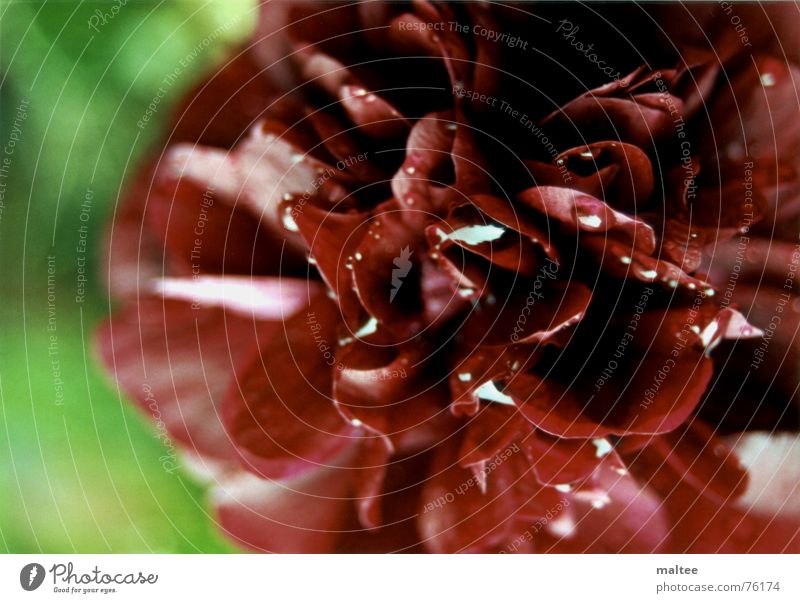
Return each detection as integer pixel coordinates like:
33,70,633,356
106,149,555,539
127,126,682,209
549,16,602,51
517,186,656,253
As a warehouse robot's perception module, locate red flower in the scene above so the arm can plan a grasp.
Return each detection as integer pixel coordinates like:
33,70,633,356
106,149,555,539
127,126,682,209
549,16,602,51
98,1,799,552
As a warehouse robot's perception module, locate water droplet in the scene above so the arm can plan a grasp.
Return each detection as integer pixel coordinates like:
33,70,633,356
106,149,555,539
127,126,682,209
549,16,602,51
291,153,305,164
457,372,472,382
405,165,416,175
761,72,776,87
555,484,572,493
282,207,299,232
592,438,613,458
306,254,317,266
620,256,632,265
446,122,457,131
578,215,602,228
355,317,379,338
448,224,506,245
475,381,515,406
283,192,294,202
639,269,658,280
354,252,363,261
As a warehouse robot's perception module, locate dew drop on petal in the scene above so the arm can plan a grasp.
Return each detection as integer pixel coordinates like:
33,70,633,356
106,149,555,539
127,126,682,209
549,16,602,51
475,380,515,406
592,438,613,458
578,215,602,228
355,317,379,338
282,206,299,232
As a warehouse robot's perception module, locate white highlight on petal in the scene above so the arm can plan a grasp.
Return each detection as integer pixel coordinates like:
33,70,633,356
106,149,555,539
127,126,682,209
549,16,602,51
154,277,308,320
546,513,576,538
592,438,613,458
578,215,602,228
355,317,379,338
761,72,776,87
457,372,472,382
640,270,658,279
447,224,506,245
282,207,299,232
699,320,719,348
475,380,516,406
555,484,572,493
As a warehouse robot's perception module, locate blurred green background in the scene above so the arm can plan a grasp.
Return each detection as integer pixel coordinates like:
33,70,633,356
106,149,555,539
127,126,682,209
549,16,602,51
0,0,258,553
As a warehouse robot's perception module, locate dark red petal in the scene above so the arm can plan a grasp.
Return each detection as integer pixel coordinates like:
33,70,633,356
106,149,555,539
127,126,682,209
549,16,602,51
626,419,749,505
542,68,679,148
470,193,559,261
165,125,339,257
418,441,563,553
294,47,410,140
213,463,353,553
553,142,654,213
391,111,459,214
333,340,452,453
434,203,539,277
457,405,525,476
103,161,166,298
170,48,284,148
658,217,710,273
96,298,270,460
222,294,357,480
506,303,748,438
539,460,670,553
448,345,540,416
462,279,591,347
290,202,369,328
705,54,800,167
583,236,714,293
517,186,656,253
522,430,625,487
